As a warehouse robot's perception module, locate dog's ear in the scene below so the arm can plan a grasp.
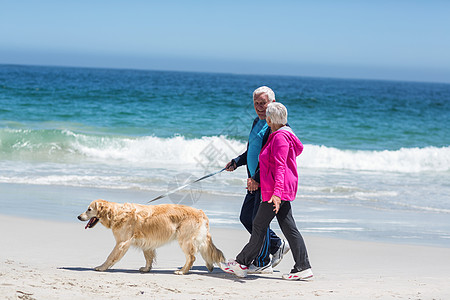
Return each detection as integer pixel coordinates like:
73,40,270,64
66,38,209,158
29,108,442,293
94,200,111,221
93,200,105,214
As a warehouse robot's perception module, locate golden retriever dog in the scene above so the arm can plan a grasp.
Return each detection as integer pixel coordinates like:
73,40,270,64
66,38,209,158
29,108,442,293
77,199,225,274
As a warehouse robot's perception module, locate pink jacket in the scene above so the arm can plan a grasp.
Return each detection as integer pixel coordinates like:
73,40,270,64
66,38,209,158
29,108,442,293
259,127,303,202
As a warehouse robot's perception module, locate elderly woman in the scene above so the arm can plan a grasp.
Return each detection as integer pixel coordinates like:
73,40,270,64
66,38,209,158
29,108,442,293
220,102,312,280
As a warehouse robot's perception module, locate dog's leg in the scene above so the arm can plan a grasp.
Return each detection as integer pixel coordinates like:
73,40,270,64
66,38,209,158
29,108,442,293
139,249,156,273
95,240,132,271
175,242,196,275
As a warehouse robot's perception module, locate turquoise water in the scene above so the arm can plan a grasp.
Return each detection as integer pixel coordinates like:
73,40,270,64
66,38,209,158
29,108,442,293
1,65,448,149
1,64,449,247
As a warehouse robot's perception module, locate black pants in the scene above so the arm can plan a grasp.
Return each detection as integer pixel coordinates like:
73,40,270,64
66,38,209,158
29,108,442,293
236,201,311,272
240,190,281,266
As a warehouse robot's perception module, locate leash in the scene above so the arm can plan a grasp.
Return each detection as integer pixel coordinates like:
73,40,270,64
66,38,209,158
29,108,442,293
147,168,226,203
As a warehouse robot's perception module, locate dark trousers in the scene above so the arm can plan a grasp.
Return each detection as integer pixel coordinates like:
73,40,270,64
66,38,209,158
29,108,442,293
239,190,281,266
237,201,311,272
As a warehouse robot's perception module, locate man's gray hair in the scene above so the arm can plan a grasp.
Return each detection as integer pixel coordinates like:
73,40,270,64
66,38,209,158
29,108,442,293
266,102,288,125
253,86,275,102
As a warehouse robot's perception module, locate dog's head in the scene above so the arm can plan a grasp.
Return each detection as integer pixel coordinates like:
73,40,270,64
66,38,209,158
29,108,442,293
78,199,108,229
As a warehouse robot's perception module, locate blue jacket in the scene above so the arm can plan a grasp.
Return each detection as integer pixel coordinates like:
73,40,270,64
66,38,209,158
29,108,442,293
231,117,271,184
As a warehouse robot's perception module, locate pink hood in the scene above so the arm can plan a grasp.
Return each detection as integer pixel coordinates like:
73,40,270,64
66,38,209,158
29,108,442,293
259,127,303,202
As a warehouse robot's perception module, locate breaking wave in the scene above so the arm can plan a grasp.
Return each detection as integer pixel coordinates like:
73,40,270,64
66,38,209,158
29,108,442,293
1,128,448,173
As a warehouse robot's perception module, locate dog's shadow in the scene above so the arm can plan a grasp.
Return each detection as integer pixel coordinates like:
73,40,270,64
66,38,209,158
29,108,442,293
60,265,224,275
59,266,256,282
59,267,142,274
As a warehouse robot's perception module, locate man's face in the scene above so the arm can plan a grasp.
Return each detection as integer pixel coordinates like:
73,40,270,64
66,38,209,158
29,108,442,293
253,92,271,119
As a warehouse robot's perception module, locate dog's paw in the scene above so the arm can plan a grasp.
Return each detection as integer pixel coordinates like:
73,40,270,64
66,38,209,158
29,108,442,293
174,270,187,275
94,265,108,272
139,267,151,273
206,263,214,273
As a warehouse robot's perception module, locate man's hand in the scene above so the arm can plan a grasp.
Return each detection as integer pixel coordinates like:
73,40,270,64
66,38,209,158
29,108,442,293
247,178,259,192
225,161,236,172
268,195,281,214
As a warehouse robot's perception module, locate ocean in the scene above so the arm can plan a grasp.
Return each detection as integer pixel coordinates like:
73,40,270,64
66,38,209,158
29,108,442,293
1,64,449,247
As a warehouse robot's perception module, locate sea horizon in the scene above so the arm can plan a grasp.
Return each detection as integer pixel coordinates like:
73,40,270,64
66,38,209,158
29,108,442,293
3,62,450,85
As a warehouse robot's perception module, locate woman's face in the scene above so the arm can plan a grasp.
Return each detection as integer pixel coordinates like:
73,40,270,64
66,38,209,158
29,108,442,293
266,116,272,127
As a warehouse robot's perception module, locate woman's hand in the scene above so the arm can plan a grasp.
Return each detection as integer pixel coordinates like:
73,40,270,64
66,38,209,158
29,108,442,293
268,195,281,214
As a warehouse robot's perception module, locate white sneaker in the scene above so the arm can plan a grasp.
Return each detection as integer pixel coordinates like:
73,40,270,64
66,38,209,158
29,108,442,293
248,263,273,274
220,260,248,278
282,268,313,280
272,240,290,268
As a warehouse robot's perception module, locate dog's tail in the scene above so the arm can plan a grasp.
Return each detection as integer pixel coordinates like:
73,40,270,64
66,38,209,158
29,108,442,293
200,232,226,272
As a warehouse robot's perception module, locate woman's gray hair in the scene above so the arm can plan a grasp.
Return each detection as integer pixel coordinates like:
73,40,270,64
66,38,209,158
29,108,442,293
266,102,288,125
253,86,275,102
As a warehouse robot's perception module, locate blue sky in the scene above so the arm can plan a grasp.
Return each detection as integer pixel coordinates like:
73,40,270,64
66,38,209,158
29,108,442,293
1,1,449,83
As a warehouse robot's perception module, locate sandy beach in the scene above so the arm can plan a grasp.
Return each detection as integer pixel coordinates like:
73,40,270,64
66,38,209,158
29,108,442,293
1,213,449,300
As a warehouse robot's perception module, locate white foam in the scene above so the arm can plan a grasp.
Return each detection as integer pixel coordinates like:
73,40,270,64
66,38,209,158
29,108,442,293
300,144,450,173
303,227,366,233
2,129,449,173
73,134,450,173
71,134,246,168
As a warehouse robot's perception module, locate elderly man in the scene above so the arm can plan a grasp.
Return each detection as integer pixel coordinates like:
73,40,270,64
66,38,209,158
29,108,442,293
225,86,289,273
